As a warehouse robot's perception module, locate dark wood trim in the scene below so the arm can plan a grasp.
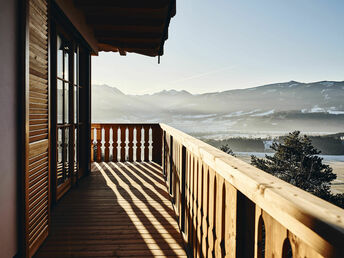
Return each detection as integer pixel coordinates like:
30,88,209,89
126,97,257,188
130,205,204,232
17,0,29,256
158,0,175,56
50,15,58,205
87,53,91,175
51,2,93,55
51,4,92,200
47,0,52,237
24,0,30,255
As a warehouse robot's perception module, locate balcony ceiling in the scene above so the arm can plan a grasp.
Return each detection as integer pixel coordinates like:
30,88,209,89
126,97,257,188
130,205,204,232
74,0,176,57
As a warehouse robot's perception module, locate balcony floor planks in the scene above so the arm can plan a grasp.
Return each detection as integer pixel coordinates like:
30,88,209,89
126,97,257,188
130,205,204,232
35,162,187,258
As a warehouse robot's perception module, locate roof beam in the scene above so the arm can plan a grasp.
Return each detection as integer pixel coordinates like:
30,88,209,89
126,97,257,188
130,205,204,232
86,15,165,27
94,30,162,39
74,0,170,9
76,6,168,19
98,39,160,49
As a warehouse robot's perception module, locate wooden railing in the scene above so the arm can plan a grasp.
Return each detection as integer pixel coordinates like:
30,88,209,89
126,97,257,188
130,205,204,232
91,123,162,163
91,123,344,258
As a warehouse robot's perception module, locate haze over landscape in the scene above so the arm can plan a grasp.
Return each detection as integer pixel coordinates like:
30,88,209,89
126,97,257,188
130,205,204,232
92,80,344,138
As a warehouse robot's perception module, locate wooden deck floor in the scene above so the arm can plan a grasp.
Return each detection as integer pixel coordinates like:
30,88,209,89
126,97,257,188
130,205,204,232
35,162,187,257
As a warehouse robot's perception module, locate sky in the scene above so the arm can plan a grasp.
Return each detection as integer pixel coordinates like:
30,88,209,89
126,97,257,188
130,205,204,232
92,0,344,95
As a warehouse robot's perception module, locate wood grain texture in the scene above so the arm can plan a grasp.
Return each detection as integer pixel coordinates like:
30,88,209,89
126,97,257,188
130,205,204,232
160,123,344,258
35,162,187,257
26,0,50,256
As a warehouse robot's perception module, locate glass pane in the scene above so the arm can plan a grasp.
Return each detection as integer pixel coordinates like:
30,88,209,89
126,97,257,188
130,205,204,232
64,127,69,178
57,80,63,124
64,50,69,80
57,128,63,185
74,86,78,123
57,35,63,79
74,48,79,85
64,83,69,124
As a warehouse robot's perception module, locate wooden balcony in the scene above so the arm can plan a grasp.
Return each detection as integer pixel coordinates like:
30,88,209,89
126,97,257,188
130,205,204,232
37,123,344,257
35,161,187,257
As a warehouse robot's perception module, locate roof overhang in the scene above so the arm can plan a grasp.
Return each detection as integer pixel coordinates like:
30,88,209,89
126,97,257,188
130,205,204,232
55,0,176,57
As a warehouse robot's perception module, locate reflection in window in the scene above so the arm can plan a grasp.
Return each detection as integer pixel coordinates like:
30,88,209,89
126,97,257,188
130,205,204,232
64,49,69,80
64,83,69,124
57,80,63,124
74,47,79,85
64,127,69,177
57,35,63,79
74,86,78,123
74,127,78,173
57,128,63,185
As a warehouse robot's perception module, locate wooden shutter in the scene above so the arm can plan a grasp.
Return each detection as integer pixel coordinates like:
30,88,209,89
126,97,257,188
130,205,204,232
25,0,50,256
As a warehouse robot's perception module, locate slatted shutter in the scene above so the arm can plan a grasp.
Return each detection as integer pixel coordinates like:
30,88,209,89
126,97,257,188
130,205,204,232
25,0,50,256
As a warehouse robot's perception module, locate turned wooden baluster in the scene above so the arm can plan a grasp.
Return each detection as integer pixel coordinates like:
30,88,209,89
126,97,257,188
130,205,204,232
112,125,118,162
120,126,126,162
136,127,142,162
96,126,102,162
128,126,134,162
144,126,150,161
104,125,110,162
90,127,95,162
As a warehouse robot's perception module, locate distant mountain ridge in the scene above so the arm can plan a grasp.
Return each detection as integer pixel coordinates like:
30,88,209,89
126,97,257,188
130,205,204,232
92,80,344,136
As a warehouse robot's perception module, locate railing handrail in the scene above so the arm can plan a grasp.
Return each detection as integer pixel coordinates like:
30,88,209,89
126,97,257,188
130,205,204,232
159,123,344,256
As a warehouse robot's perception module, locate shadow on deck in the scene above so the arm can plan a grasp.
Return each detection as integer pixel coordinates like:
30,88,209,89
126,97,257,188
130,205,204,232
35,162,187,257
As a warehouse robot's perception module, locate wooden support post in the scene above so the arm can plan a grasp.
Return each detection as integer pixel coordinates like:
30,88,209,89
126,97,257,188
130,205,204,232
169,135,173,195
90,127,94,162
163,130,166,176
152,125,162,165
181,146,186,232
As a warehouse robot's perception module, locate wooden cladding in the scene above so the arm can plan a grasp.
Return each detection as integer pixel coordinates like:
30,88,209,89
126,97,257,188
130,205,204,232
91,124,162,164
160,123,344,258
26,0,50,256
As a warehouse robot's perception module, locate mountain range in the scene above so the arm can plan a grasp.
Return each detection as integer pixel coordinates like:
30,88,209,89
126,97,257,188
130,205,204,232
92,80,344,138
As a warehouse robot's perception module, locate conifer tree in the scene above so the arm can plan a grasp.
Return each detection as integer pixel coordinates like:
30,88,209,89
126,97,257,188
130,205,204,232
251,131,343,208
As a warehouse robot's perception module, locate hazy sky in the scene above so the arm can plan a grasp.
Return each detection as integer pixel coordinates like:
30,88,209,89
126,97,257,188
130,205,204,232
92,0,344,95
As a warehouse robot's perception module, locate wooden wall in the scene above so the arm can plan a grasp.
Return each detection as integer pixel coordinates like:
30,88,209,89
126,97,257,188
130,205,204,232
25,0,50,256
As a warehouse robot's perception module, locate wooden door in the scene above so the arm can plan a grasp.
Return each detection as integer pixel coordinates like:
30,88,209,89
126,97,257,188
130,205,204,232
51,21,89,201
